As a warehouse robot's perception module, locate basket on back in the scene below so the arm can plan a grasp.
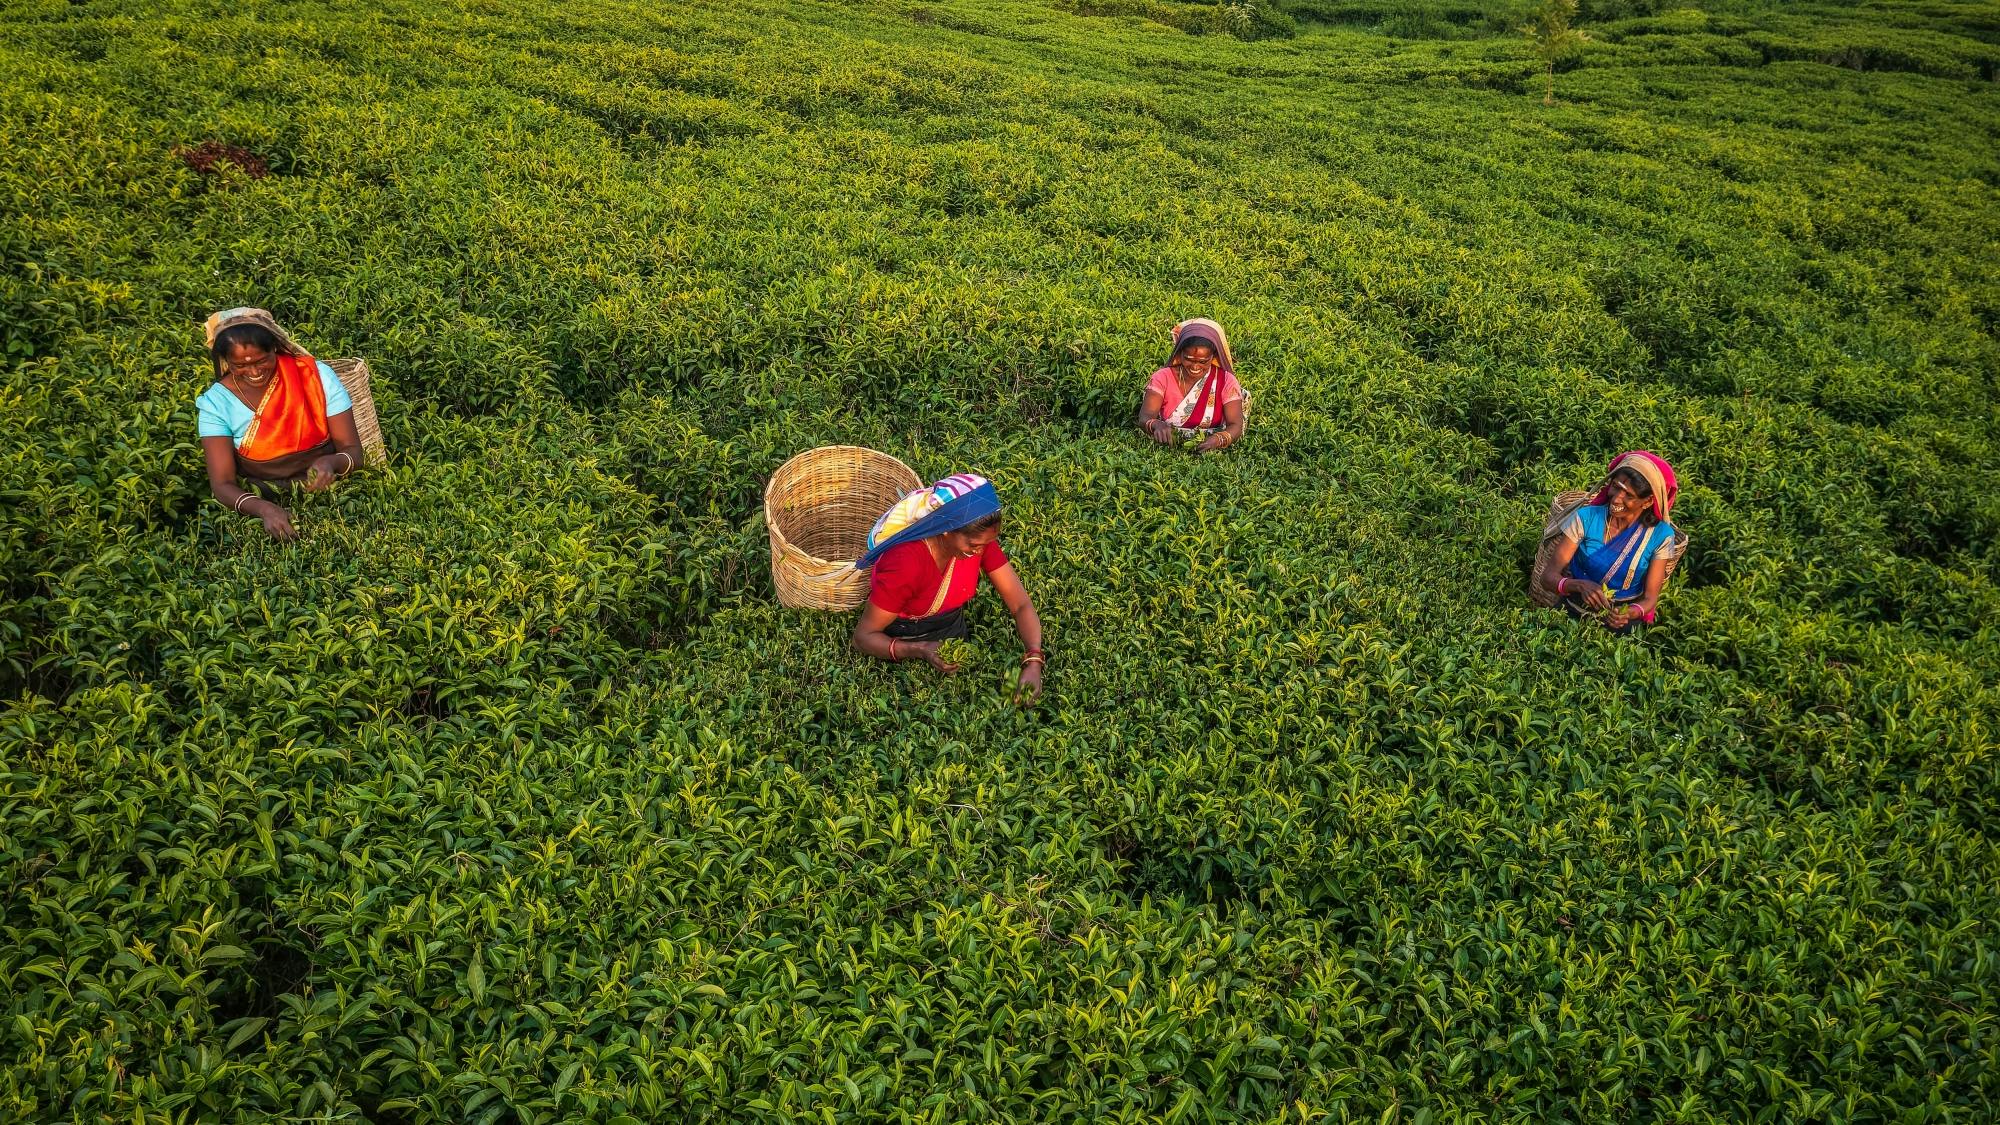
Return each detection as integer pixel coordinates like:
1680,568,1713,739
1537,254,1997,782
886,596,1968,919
1529,489,1688,607
765,446,922,611
327,357,388,467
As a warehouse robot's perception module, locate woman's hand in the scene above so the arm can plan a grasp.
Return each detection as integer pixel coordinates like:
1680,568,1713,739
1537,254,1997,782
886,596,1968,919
1147,419,1175,445
1608,602,1655,630
258,503,297,541
900,640,958,673
303,454,346,492
1013,660,1043,705
1575,581,1612,613
1196,432,1227,454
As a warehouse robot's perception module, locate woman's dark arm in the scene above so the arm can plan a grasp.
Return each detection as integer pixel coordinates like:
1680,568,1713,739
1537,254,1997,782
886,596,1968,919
1611,548,1672,628
303,409,365,492
203,435,296,540
1535,534,1611,612
851,602,954,671
1138,387,1175,444
986,562,1044,701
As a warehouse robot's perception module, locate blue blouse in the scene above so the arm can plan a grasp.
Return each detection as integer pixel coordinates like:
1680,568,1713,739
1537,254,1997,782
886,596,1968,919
1560,504,1678,601
195,361,352,448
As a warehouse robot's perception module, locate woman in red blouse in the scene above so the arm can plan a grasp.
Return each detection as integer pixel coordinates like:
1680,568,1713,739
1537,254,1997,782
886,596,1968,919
852,474,1045,702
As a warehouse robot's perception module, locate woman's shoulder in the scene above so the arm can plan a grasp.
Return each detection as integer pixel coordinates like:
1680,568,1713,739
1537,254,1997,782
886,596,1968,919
195,381,243,420
1571,502,1609,531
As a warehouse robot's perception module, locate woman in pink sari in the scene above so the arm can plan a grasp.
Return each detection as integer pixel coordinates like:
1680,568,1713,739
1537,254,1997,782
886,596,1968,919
1139,318,1247,454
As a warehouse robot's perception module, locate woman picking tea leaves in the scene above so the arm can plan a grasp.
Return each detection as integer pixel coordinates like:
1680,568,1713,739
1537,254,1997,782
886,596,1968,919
196,308,365,540
1139,317,1247,453
851,474,1045,702
1535,451,1685,634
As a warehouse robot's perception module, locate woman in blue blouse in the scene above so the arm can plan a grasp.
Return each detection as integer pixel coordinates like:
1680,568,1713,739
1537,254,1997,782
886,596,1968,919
196,308,364,540
1535,451,1683,633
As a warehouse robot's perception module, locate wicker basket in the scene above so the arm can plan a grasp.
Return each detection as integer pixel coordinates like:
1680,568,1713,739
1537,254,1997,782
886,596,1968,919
765,446,923,611
327,357,387,467
1529,489,1688,607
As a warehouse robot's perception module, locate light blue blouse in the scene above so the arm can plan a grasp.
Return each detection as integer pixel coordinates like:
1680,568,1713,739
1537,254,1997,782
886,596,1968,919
196,360,352,448
1560,504,1679,600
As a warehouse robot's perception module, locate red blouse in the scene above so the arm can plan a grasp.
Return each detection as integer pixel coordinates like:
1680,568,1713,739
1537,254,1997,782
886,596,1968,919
867,539,1008,618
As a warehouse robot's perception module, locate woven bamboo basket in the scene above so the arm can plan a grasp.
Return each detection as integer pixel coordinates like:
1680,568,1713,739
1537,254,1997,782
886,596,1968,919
327,357,387,467
765,446,922,611
1530,489,1688,607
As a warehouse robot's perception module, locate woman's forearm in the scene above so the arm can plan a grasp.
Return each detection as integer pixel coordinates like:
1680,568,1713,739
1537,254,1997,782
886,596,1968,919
852,627,907,662
1013,604,1042,652
213,480,270,517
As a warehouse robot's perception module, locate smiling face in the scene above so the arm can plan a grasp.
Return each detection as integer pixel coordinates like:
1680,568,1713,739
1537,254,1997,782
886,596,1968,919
1175,342,1216,380
936,523,1000,561
221,339,279,385
1604,468,1653,522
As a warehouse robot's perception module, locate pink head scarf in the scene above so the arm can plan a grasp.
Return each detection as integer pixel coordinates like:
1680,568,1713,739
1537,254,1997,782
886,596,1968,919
1590,451,1678,522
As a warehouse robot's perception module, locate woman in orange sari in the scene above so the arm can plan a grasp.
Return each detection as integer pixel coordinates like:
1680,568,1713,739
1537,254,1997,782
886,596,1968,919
196,308,365,541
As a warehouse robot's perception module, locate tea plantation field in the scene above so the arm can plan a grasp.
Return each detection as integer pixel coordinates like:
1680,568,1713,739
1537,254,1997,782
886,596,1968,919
4,0,1998,1120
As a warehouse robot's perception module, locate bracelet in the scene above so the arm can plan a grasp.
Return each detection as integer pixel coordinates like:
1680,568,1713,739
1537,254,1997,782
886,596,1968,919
888,639,900,662
232,493,257,514
336,451,354,473
1556,576,1570,596
1021,654,1045,667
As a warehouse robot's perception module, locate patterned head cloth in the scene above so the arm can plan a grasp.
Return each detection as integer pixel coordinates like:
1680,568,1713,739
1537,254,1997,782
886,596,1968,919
204,307,308,356
1592,450,1678,522
1170,317,1234,371
857,474,1000,568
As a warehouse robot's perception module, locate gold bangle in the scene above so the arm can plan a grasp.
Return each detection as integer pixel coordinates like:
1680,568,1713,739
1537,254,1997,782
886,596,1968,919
1021,654,1046,666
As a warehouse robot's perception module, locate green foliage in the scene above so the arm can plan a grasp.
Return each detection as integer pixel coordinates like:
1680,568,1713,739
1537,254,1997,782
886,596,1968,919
4,0,2000,1122
1067,0,1298,41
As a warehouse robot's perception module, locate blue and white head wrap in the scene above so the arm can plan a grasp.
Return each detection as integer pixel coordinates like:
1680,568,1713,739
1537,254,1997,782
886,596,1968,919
856,473,1000,568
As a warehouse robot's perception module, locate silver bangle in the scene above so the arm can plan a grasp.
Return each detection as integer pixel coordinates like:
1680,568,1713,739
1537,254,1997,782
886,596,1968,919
336,451,354,473
232,493,256,514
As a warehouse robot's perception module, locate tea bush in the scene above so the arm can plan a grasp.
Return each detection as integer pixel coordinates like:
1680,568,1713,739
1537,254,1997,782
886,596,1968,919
3,0,1998,1121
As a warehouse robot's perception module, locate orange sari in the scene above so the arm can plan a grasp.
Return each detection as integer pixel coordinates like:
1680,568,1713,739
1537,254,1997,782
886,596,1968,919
238,353,331,462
